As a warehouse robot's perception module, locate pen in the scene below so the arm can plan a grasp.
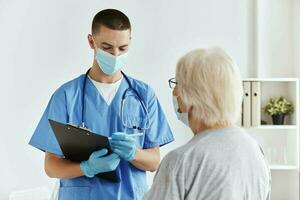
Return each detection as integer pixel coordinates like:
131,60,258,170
108,133,143,139
127,133,143,137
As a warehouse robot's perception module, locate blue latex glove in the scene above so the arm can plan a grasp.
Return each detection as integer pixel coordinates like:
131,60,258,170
109,132,137,161
80,148,120,178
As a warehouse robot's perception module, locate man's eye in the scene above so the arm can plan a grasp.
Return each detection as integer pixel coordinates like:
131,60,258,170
102,47,111,50
119,48,127,52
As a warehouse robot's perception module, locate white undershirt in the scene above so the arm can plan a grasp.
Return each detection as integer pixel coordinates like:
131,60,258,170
88,75,123,105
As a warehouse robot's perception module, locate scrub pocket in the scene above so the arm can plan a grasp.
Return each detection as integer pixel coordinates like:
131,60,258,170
58,186,90,200
123,116,146,130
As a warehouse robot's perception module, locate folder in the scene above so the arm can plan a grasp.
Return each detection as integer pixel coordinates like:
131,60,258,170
48,119,119,182
242,81,251,127
251,81,261,126
236,106,243,126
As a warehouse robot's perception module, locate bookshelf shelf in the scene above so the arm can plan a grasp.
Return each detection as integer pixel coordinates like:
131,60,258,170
243,78,299,82
270,165,298,170
249,125,297,130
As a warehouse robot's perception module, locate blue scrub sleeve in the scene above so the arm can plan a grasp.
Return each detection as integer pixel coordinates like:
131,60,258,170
143,88,174,149
29,88,68,156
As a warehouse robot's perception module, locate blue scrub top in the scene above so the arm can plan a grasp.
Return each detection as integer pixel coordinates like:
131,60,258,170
29,73,174,200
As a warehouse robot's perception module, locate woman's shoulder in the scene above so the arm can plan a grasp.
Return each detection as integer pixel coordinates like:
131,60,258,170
163,127,252,161
160,141,199,169
160,148,186,169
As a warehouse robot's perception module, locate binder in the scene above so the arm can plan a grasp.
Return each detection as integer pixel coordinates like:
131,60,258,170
242,81,251,127
236,106,243,126
251,81,261,126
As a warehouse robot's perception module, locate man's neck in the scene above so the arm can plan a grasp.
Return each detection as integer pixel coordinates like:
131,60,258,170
89,62,122,84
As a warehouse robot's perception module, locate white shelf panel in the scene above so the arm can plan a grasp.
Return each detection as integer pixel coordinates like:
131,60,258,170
270,165,299,170
248,125,298,130
243,78,299,82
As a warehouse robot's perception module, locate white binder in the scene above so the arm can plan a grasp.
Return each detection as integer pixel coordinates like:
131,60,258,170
251,81,261,126
242,81,251,127
236,111,243,126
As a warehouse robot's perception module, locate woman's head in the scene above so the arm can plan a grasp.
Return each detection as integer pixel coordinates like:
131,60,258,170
173,47,243,128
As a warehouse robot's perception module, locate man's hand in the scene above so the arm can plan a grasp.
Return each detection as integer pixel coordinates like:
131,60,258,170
80,148,120,178
109,132,137,161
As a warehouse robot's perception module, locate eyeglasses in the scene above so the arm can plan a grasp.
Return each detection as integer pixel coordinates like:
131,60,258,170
168,78,177,89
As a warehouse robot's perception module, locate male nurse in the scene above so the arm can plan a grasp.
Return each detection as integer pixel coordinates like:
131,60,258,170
29,9,174,200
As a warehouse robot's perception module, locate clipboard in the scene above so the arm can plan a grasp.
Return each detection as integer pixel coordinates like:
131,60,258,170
48,119,120,182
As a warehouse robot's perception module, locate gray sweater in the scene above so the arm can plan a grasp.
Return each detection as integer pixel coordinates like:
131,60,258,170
143,127,271,200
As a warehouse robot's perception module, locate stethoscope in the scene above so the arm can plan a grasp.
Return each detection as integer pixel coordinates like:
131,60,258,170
81,68,150,131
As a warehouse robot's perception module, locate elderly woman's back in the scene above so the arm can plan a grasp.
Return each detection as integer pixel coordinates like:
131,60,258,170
143,127,270,200
143,47,271,200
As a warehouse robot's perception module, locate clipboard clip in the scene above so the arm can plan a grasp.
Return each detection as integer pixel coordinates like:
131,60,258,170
67,123,91,132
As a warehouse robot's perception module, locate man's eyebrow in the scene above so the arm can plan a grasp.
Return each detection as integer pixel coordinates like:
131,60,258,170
119,44,128,48
101,42,129,48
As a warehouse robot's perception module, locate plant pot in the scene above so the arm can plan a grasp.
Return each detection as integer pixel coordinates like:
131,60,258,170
272,114,286,125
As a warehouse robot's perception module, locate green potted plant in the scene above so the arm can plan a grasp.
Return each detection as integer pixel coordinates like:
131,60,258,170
264,96,294,125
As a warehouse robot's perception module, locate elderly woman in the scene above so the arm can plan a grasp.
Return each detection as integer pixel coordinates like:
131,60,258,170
143,48,271,200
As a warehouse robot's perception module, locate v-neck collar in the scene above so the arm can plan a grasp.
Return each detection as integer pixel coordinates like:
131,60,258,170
84,74,129,113
88,76,123,106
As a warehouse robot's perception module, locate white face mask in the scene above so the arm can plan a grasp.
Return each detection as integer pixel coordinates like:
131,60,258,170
172,96,189,127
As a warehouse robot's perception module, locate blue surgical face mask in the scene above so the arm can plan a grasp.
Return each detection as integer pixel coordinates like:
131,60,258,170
172,96,189,127
95,48,128,75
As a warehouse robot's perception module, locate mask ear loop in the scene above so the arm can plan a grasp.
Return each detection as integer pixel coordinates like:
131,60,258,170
91,35,101,52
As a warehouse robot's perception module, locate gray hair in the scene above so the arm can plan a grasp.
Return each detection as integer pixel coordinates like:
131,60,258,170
176,47,243,126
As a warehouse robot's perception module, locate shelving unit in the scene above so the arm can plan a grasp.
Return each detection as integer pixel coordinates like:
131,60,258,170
241,78,299,200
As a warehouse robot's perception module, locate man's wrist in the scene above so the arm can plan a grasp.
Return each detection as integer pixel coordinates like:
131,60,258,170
129,148,139,162
80,161,94,178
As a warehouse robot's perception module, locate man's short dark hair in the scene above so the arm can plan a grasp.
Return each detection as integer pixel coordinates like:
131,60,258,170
92,9,131,34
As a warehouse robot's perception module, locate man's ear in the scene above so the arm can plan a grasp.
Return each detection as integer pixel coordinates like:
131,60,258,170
188,105,193,113
87,34,95,49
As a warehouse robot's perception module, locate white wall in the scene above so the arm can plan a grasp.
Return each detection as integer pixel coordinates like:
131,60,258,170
292,1,300,196
255,0,300,78
0,0,255,199
292,0,300,75
255,0,300,199
256,0,296,78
